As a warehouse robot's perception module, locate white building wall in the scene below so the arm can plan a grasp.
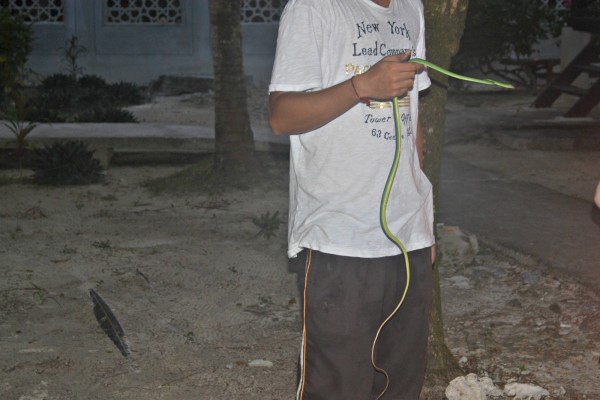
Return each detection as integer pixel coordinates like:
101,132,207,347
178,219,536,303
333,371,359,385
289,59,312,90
12,0,281,85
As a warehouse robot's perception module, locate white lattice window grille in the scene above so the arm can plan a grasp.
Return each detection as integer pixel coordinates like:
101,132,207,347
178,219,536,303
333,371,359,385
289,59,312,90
540,0,572,11
104,0,183,25
241,0,288,23
1,0,64,24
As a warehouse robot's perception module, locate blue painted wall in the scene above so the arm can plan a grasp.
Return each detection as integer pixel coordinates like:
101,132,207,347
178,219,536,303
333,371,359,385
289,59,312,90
25,0,279,85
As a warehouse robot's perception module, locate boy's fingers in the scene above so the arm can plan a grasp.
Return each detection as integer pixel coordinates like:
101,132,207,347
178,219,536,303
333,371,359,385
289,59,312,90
383,52,411,63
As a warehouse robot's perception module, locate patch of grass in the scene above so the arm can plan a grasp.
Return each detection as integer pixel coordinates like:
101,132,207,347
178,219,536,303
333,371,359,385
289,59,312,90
142,157,216,195
142,152,288,195
61,245,77,255
92,240,112,250
0,174,33,185
100,194,117,201
92,209,112,218
142,155,257,195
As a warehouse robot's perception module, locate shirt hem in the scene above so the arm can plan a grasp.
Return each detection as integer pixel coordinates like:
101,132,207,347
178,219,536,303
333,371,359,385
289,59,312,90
287,238,435,259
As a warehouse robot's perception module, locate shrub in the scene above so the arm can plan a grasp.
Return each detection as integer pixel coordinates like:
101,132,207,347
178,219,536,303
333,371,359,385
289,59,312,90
32,141,105,186
75,107,138,123
28,73,143,122
28,74,77,121
108,81,145,106
0,9,33,104
76,74,111,109
452,0,564,79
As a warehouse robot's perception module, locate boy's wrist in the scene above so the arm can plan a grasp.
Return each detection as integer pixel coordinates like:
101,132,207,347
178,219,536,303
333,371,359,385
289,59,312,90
350,76,370,106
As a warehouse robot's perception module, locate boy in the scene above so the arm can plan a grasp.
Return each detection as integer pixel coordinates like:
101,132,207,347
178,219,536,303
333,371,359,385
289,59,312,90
269,0,434,398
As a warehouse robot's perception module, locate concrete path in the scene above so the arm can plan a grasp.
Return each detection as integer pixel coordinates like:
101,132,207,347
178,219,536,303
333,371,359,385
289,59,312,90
438,97,600,295
438,151,600,294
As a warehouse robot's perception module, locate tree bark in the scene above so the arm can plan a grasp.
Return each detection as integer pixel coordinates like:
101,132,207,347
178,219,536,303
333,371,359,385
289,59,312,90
421,0,469,397
208,0,256,174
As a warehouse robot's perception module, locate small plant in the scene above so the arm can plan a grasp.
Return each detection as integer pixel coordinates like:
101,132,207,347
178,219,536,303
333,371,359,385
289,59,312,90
92,240,112,250
59,35,87,79
184,331,195,344
252,211,282,239
3,91,36,172
30,282,60,306
31,141,105,185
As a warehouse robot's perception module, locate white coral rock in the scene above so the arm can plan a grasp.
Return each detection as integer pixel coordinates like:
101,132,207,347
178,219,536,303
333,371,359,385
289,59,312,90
504,382,550,399
445,373,503,400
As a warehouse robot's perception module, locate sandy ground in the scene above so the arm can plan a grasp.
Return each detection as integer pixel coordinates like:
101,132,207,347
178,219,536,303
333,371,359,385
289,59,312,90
1,90,599,399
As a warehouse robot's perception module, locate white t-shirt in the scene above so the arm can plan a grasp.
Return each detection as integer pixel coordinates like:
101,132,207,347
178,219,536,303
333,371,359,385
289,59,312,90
269,0,434,258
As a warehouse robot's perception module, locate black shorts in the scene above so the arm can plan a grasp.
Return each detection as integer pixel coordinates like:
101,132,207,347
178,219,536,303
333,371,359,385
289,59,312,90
294,247,433,400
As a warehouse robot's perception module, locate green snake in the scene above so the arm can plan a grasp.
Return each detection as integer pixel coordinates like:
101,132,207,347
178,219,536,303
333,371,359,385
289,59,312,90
371,58,513,400
410,58,515,89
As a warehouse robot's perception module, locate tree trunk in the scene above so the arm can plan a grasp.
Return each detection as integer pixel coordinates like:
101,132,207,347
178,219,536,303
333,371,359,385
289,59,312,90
421,0,469,397
208,0,256,174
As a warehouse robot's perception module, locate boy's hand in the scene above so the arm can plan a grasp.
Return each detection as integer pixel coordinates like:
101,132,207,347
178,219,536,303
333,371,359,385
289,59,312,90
353,52,423,101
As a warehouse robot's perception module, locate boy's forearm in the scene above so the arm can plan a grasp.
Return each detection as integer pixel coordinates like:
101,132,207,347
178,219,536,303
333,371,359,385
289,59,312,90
268,79,360,135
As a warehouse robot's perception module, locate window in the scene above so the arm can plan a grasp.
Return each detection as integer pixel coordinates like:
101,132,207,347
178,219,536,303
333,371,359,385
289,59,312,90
0,0,64,23
104,0,183,25
241,0,288,23
540,0,572,11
